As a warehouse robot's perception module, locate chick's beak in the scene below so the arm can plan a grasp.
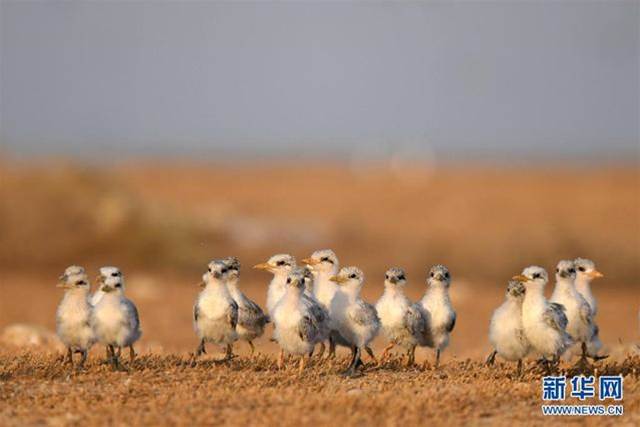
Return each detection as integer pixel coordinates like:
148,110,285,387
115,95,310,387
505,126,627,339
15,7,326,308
253,262,272,271
589,270,604,279
56,282,67,288
329,275,345,284
512,274,530,282
302,257,319,266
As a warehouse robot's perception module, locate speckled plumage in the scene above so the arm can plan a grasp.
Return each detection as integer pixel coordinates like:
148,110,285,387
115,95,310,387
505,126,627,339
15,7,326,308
376,268,429,361
56,266,94,367
518,266,572,362
418,264,456,367
488,280,530,366
223,257,268,350
193,260,238,353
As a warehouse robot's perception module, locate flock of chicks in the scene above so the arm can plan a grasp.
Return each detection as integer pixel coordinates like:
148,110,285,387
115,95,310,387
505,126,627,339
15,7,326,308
54,250,606,377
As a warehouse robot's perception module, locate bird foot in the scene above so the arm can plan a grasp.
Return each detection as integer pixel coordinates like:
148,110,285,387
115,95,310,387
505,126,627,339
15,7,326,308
572,356,592,373
341,369,363,378
589,354,609,362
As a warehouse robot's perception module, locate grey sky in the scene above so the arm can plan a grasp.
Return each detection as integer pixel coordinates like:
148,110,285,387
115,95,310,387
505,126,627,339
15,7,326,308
1,1,638,161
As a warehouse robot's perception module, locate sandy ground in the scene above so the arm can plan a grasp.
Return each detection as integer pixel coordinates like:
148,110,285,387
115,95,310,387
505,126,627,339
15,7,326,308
1,351,639,426
1,274,639,426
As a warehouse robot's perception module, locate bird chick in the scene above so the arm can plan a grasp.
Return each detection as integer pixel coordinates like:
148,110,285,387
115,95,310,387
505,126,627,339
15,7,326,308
56,265,94,368
302,249,351,358
550,260,598,367
193,260,239,361
514,266,572,372
330,266,380,377
223,256,268,356
299,266,331,357
91,266,141,370
418,264,456,368
375,267,429,366
487,279,530,376
254,254,296,315
272,268,323,374
574,257,606,359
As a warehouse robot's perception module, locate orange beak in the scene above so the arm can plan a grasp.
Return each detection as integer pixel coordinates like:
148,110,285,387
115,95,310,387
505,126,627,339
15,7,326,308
329,275,347,284
302,257,319,266
511,274,529,282
588,270,604,279
253,262,273,272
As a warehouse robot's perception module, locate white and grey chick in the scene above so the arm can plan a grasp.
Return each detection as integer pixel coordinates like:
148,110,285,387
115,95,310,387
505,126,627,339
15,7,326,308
550,260,598,366
299,266,331,357
223,256,268,356
303,249,350,358
574,257,606,359
514,266,572,371
91,266,141,370
375,267,429,366
193,260,239,361
56,265,94,368
272,267,324,374
330,266,380,377
487,279,530,375
254,254,296,315
418,264,456,368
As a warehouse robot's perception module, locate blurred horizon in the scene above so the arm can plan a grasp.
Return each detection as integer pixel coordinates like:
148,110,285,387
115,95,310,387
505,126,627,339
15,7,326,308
2,1,639,162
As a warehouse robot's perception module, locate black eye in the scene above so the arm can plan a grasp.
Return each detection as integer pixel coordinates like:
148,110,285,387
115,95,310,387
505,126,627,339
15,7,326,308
349,274,356,279
77,281,86,286
533,273,540,279
276,260,286,266
444,272,449,278
114,283,122,288
208,268,211,272
430,272,434,277
578,267,585,272
398,275,406,281
221,268,228,273
384,275,389,280
569,268,575,274
286,278,291,284
321,257,329,262
111,272,119,277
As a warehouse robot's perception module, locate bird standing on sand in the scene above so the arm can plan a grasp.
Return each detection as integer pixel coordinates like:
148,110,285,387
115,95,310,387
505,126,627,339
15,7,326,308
272,268,323,374
254,254,296,315
302,249,352,358
486,279,530,375
223,257,268,356
418,264,456,368
299,266,331,357
193,260,238,361
56,265,94,368
574,257,606,359
91,266,141,370
330,266,380,377
375,267,429,366
550,260,598,367
513,266,572,372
